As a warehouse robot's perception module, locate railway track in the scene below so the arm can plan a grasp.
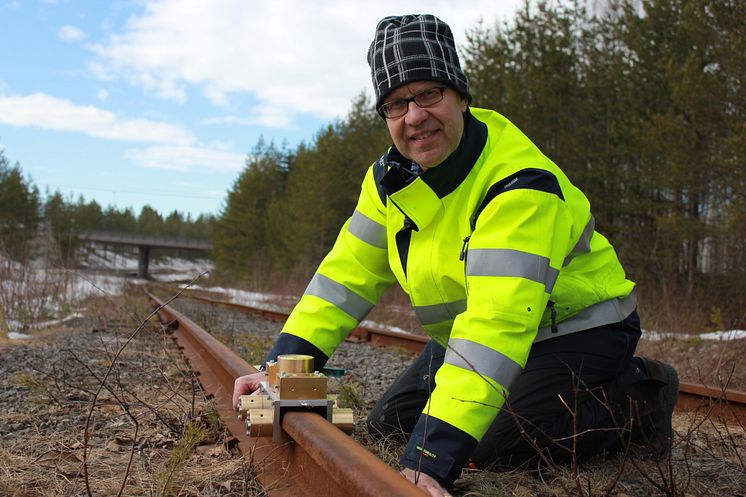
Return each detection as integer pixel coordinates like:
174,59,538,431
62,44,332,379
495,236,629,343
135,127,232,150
146,292,423,497
148,290,746,497
180,290,746,427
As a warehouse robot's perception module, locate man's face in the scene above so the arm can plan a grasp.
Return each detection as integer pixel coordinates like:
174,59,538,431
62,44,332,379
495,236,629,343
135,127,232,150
383,81,468,170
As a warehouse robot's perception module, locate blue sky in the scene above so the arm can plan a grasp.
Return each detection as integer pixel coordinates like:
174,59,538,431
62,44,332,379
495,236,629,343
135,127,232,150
0,0,523,219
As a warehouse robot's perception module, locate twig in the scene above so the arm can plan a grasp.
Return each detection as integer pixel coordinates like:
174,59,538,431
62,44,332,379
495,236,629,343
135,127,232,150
82,272,208,497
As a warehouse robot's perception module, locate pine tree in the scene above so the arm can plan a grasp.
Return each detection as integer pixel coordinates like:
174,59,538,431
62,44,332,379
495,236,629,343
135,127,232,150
0,151,40,259
212,138,289,279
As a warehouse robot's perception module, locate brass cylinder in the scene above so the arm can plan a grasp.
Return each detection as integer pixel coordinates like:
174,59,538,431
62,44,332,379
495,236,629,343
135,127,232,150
277,354,314,374
267,361,279,388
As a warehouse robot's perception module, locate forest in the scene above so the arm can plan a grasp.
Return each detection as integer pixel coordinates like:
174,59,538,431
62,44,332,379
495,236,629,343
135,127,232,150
212,0,745,331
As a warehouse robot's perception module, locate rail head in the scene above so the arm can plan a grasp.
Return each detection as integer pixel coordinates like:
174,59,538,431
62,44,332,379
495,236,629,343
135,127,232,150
147,291,425,497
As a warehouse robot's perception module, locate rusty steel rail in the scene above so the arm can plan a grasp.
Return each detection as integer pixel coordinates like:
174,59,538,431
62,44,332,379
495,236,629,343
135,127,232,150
146,292,423,497
677,382,746,426
181,291,746,427
183,290,429,353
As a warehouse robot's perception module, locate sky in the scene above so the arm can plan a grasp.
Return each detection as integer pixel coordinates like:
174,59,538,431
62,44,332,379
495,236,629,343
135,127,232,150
0,0,525,219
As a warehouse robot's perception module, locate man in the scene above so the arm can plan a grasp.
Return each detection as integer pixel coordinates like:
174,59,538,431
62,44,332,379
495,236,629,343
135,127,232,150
233,14,678,497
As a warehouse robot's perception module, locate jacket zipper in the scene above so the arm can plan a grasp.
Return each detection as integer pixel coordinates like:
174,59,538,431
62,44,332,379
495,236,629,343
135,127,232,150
548,300,559,333
396,216,415,277
459,235,471,295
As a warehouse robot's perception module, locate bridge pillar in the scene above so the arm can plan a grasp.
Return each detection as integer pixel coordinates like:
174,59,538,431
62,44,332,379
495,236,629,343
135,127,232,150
138,245,151,279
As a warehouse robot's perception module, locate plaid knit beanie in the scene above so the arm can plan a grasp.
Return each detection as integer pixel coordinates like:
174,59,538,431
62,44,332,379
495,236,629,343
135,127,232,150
367,14,470,111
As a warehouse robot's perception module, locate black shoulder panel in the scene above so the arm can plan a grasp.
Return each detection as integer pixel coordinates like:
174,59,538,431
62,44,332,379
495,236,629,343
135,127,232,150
373,154,388,206
264,333,329,371
471,168,564,230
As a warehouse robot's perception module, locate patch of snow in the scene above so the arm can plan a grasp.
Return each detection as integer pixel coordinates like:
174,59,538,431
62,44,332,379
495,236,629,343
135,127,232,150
641,330,673,341
69,273,128,298
185,285,288,312
7,331,32,340
360,320,414,334
643,329,746,342
29,312,85,330
698,329,746,341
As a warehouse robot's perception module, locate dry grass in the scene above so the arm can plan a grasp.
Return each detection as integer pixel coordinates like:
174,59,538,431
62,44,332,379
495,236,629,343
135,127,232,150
0,436,265,497
0,294,265,497
3,276,746,497
357,410,746,497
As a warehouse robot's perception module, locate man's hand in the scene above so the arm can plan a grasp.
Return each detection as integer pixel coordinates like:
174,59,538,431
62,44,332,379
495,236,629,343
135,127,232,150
231,372,266,410
401,468,451,497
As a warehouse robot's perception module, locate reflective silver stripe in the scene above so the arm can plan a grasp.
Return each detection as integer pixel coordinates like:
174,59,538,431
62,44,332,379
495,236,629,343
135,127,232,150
347,210,387,249
563,216,595,267
535,290,637,343
304,273,373,321
445,338,523,389
414,299,467,325
467,248,559,293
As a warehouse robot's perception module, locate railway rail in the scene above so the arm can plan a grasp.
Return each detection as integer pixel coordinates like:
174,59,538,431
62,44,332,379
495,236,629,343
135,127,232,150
181,290,746,427
146,292,423,497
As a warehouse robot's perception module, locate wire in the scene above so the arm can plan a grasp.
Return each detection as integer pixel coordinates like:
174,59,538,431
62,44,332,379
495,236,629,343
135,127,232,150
41,183,221,200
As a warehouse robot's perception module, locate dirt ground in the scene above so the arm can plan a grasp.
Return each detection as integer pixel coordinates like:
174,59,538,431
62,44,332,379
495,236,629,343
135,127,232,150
0,295,261,497
1,293,744,497
636,333,746,392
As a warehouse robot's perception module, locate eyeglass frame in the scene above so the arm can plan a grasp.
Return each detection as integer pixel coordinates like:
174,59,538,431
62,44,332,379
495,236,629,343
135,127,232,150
378,85,449,119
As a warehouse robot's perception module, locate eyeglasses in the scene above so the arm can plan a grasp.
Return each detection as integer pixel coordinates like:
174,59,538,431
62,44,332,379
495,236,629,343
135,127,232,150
378,86,448,119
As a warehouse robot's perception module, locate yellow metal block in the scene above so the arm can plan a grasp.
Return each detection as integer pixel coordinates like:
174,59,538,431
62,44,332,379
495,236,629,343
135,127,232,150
267,361,279,389
278,372,327,400
332,407,354,434
247,409,274,437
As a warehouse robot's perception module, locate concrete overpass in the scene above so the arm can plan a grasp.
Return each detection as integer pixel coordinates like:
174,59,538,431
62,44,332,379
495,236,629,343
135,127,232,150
79,230,212,279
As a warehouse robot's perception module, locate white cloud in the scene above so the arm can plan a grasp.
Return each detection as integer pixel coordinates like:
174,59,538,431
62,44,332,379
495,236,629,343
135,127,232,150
59,24,87,42
0,93,195,145
125,144,245,173
96,89,109,101
88,0,523,127
201,115,254,126
201,106,294,129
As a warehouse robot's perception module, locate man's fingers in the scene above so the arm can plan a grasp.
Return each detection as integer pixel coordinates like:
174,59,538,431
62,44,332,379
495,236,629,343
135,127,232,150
232,372,266,410
400,468,450,497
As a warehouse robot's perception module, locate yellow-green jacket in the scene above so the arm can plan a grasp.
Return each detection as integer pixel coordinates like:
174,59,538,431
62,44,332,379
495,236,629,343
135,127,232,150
266,107,636,483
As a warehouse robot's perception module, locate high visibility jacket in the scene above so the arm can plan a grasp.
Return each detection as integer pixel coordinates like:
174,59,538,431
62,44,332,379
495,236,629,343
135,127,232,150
267,107,636,484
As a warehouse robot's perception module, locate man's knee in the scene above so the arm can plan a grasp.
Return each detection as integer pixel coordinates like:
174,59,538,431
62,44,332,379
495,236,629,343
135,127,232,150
365,401,416,441
365,411,388,441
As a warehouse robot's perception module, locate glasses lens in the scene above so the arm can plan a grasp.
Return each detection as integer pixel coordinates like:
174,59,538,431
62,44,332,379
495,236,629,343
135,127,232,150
380,87,445,118
382,101,406,118
415,87,445,107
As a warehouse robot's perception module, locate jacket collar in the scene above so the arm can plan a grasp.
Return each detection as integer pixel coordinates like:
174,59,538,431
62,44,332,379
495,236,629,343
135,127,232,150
378,109,487,230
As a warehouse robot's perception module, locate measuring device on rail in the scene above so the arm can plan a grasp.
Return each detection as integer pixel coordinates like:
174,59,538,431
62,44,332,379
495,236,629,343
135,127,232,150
237,354,354,441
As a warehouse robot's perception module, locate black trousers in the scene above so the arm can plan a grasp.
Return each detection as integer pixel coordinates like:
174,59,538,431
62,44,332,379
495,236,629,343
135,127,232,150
367,313,643,469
